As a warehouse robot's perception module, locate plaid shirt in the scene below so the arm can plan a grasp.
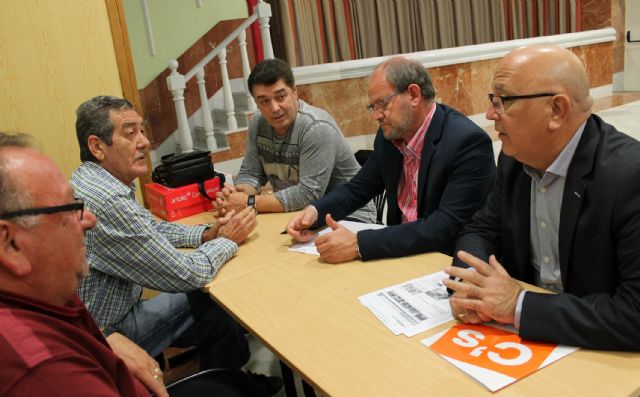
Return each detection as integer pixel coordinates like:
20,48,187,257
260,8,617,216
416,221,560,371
393,104,436,223
71,162,237,327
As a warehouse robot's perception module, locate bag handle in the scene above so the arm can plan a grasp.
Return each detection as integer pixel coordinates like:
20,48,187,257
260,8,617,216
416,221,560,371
198,173,226,201
198,181,214,200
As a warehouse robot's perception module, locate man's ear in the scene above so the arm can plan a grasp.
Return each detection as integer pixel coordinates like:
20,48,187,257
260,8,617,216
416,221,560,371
0,222,33,277
407,83,422,106
87,135,106,162
548,94,570,131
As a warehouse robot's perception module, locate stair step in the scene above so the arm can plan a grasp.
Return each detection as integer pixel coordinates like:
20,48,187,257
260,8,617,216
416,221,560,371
232,91,254,106
211,109,251,129
193,126,229,149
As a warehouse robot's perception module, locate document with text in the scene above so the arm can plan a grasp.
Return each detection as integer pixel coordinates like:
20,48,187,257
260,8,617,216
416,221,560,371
359,271,454,337
288,221,386,255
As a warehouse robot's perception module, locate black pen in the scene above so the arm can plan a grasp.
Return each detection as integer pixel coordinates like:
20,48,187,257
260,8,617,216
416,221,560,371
281,225,322,235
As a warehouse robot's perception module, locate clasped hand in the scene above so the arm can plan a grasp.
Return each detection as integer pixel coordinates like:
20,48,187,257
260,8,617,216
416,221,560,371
443,251,523,326
215,183,248,216
202,205,257,245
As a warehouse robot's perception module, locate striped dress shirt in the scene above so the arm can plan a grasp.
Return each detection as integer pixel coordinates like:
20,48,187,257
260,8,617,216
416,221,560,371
393,104,436,223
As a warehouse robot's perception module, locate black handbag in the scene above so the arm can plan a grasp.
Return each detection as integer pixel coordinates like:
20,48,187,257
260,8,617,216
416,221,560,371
152,150,225,200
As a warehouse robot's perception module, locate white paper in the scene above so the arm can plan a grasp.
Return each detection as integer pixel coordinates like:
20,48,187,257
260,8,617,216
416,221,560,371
288,221,386,255
359,271,454,337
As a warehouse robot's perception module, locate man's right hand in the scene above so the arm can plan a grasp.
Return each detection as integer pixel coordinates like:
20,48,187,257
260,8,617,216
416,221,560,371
444,251,522,325
217,206,257,244
286,206,318,242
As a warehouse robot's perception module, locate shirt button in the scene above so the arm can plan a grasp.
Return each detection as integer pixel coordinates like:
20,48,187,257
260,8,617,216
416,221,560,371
544,256,550,263
541,221,547,228
539,187,546,193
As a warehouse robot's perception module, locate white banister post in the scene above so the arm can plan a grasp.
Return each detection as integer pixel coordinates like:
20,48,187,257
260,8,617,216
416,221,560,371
255,0,274,59
195,68,217,151
218,48,238,130
166,60,193,153
238,30,257,112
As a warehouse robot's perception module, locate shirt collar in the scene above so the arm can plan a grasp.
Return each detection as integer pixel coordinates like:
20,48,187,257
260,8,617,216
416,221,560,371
83,161,137,195
0,289,85,321
524,120,587,178
392,103,436,155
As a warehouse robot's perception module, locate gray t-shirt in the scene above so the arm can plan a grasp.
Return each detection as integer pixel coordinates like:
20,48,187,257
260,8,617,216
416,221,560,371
236,99,375,222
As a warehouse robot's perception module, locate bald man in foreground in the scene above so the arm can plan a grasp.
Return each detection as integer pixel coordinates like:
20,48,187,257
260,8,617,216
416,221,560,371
444,45,640,350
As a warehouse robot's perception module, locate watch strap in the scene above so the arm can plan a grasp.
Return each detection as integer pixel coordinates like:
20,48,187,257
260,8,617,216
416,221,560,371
247,195,257,213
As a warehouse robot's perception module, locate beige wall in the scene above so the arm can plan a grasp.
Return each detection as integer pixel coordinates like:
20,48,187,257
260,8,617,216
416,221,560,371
0,0,123,179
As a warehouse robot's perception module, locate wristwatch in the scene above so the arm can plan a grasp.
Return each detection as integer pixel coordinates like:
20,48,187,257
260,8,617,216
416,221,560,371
247,195,257,213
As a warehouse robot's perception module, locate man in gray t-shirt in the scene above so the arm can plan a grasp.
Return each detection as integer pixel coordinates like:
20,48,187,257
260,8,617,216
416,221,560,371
216,58,375,222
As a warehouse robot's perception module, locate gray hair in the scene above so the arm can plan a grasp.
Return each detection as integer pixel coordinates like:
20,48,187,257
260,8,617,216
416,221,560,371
0,132,38,228
380,58,436,101
76,95,134,162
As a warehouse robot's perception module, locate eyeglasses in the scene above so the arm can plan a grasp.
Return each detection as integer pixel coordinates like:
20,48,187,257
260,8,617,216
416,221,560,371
0,199,85,221
488,92,556,113
367,91,402,113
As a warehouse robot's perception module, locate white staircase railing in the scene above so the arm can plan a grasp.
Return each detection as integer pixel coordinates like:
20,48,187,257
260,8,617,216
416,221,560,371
166,0,273,153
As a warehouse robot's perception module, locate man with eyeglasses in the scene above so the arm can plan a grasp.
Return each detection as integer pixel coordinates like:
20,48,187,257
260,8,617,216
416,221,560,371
70,96,282,395
287,57,496,263
444,45,640,350
0,132,159,396
215,58,376,223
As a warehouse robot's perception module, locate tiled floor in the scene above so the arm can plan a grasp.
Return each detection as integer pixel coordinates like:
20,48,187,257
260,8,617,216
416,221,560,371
592,92,640,113
163,92,640,396
594,98,640,141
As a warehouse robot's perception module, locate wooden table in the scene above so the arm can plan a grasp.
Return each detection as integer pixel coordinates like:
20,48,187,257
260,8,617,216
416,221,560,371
182,211,640,397
178,210,299,284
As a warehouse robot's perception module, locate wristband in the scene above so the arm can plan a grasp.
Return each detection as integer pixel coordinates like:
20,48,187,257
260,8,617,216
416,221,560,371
247,195,257,213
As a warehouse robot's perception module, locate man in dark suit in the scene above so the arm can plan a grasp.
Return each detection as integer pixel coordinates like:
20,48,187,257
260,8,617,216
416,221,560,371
286,57,496,263
444,45,640,350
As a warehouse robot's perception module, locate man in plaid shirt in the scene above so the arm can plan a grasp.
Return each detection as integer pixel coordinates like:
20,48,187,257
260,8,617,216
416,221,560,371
71,96,281,395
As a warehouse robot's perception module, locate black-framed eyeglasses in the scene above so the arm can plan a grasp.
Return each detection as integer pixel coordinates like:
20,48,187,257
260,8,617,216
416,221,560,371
0,199,85,221
488,92,556,113
367,91,402,112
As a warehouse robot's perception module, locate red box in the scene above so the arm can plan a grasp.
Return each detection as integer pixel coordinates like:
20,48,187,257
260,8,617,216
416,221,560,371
145,177,221,221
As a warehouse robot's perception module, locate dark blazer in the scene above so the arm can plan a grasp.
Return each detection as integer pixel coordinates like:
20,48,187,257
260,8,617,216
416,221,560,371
313,103,496,260
454,114,640,350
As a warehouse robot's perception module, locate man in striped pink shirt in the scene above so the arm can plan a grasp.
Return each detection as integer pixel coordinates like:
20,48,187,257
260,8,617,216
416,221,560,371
287,57,496,263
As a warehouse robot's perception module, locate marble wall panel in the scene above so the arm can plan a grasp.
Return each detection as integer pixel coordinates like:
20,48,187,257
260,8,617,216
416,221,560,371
212,130,248,163
296,60,494,139
469,59,499,115
570,42,613,88
430,63,474,115
581,0,611,30
296,78,378,136
612,0,625,73
296,42,613,141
